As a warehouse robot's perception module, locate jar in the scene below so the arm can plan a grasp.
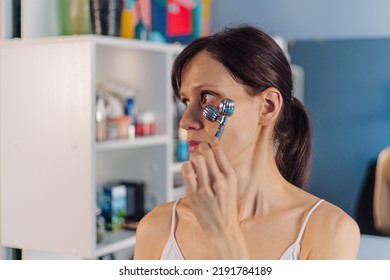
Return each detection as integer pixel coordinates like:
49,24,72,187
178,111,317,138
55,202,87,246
136,112,156,136
108,115,132,139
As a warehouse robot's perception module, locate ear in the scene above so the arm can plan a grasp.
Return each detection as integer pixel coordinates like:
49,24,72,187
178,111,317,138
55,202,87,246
259,87,283,126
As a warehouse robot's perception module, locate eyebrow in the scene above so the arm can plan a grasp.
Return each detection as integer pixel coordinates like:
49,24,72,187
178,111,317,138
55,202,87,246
194,84,219,90
179,84,220,98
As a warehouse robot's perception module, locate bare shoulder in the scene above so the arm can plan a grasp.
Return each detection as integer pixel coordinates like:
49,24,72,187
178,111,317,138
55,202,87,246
379,146,390,158
378,147,390,172
133,201,175,259
303,200,360,259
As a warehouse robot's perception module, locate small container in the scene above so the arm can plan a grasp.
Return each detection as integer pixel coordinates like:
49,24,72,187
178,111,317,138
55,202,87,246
96,96,107,141
125,97,136,121
96,215,105,243
96,120,107,141
177,127,189,161
125,97,136,139
96,207,105,243
136,112,156,136
108,116,132,139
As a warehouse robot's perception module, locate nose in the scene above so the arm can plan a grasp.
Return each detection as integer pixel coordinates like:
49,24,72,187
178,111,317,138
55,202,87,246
179,103,204,131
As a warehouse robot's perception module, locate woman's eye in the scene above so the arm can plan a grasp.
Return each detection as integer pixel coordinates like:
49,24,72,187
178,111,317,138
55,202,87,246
181,99,189,107
201,92,216,104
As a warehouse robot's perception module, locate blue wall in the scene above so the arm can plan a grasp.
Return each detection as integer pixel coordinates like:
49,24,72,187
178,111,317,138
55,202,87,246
211,1,390,217
212,0,390,40
291,39,390,216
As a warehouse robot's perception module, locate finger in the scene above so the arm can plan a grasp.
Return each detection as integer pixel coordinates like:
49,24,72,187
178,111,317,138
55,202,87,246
198,142,223,183
190,152,215,198
209,137,235,176
209,137,237,212
181,161,198,195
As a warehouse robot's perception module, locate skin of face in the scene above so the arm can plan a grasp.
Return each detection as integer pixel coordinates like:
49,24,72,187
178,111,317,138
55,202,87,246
179,50,265,167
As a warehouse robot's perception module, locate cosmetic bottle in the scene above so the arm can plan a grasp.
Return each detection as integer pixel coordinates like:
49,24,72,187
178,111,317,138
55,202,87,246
177,127,189,162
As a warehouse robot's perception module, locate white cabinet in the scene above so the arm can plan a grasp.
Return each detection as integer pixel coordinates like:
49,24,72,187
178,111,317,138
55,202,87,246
0,35,182,259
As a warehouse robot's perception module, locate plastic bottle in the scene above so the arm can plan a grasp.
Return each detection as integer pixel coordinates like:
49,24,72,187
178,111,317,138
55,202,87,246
136,111,156,136
177,127,189,161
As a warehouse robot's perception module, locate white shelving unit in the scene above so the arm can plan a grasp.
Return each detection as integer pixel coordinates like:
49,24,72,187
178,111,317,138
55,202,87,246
0,34,183,259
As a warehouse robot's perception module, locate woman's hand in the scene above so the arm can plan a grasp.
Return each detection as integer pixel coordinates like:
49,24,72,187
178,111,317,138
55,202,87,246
181,138,250,259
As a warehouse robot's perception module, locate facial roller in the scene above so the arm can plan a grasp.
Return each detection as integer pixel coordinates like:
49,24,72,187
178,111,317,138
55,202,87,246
202,98,235,139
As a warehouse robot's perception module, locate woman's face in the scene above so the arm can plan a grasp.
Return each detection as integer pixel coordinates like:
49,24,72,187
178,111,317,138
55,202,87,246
179,51,263,163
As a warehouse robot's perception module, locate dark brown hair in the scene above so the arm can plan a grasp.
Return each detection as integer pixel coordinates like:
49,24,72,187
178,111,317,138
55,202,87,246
171,25,312,189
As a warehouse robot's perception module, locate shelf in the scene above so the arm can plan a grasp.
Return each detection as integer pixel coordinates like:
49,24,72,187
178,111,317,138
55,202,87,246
0,34,183,54
0,29,179,260
93,34,183,54
96,135,168,151
96,230,136,258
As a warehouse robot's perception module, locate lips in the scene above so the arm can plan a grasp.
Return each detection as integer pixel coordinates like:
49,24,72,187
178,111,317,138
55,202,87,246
188,140,201,152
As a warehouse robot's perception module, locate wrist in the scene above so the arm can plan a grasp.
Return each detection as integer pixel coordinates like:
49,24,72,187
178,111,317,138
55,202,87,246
210,225,250,259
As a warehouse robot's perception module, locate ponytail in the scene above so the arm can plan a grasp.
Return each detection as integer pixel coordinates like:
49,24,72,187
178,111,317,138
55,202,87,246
275,97,312,189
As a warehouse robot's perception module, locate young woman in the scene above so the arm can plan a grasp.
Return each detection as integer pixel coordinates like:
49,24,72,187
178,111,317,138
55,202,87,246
134,25,360,259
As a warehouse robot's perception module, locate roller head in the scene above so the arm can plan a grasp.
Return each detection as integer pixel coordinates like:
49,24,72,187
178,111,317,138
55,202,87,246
219,98,235,117
203,99,235,139
203,105,220,122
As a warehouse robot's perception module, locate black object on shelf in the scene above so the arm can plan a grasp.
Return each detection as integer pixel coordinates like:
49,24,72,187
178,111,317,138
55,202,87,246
120,180,145,222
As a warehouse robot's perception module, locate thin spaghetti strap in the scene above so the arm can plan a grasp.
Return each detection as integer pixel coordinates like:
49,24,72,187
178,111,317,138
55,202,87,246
295,199,325,243
170,199,181,235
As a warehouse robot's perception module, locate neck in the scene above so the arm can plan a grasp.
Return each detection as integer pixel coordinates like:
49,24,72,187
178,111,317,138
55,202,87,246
231,133,288,221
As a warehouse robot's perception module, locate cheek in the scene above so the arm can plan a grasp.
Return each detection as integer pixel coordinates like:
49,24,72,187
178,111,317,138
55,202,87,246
221,110,260,157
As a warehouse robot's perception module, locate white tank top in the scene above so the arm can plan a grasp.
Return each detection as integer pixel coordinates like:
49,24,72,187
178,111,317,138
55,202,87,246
160,198,325,260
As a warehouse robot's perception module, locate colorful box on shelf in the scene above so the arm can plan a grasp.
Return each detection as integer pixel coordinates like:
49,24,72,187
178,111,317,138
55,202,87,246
55,0,213,43
101,183,127,231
